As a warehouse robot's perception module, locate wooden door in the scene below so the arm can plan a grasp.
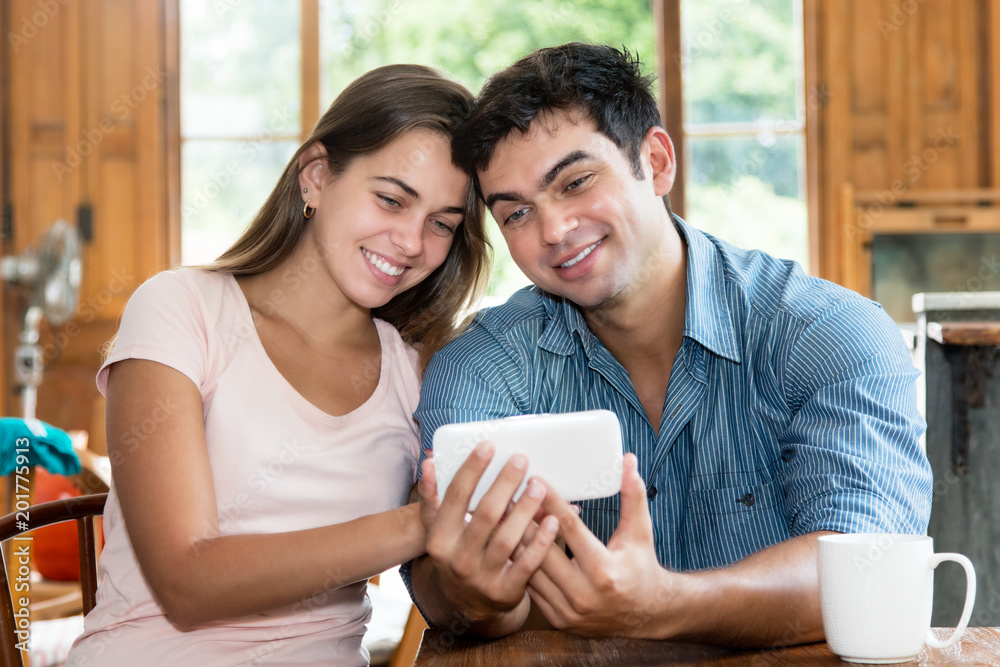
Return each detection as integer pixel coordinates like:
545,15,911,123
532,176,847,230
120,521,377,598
2,0,175,448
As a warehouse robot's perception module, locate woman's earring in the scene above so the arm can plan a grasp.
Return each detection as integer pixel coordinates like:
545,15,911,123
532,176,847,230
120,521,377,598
303,199,315,219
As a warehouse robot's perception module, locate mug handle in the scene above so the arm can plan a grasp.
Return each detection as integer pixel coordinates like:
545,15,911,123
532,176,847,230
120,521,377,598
924,553,977,649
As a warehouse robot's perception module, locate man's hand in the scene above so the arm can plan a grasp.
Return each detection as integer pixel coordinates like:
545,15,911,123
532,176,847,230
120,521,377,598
416,442,560,626
525,453,830,646
525,453,678,638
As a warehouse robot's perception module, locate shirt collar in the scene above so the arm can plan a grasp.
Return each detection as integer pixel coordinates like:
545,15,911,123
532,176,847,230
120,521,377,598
535,216,742,364
675,216,742,364
538,290,594,357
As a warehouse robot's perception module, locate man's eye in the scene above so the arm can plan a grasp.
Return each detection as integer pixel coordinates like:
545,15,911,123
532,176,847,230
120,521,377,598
504,208,529,225
378,195,401,208
566,175,592,191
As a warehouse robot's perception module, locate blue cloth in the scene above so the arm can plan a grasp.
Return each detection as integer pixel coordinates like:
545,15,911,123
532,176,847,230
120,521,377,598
413,217,931,573
0,417,81,476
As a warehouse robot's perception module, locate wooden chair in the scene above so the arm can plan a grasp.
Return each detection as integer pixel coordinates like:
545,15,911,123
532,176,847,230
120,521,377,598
388,604,428,667
0,493,107,667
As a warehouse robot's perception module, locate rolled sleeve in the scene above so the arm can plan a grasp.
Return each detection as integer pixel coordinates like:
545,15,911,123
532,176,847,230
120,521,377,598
779,298,932,536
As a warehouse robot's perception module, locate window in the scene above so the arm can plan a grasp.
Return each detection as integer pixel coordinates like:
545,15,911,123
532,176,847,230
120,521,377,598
178,1,807,289
679,0,807,269
179,0,654,297
179,1,303,265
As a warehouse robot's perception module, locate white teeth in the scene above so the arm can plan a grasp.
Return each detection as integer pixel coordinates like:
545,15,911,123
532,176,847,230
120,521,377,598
560,240,602,268
362,248,405,277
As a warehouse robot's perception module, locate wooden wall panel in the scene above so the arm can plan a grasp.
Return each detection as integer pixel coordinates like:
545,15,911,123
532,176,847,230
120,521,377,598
885,0,908,188
655,0,684,219
5,0,84,421
0,3,6,419
990,0,1000,186
807,0,990,286
3,0,171,446
8,0,83,257
815,0,850,281
850,0,888,190
82,0,170,316
804,0,822,271
956,2,981,187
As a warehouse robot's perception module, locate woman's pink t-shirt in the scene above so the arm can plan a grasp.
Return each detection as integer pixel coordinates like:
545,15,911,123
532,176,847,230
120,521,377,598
67,269,422,666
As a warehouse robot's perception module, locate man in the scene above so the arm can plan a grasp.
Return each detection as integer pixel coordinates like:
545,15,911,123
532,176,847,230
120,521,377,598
407,43,931,646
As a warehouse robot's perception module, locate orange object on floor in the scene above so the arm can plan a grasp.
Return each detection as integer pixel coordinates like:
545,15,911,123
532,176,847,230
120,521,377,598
32,469,83,581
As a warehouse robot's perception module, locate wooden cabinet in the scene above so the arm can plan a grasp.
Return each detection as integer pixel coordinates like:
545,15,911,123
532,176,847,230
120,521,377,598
805,0,997,288
840,186,1000,321
1,0,177,445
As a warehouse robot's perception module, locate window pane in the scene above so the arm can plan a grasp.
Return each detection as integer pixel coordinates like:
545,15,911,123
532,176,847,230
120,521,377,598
680,0,799,124
319,0,654,298
180,1,300,137
685,134,808,269
320,0,655,104
181,140,298,265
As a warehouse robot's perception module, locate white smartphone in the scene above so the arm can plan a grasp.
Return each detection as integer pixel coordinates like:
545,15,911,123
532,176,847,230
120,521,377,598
432,410,624,511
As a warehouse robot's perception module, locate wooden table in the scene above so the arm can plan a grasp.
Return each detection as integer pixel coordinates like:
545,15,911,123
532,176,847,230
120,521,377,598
414,627,1000,666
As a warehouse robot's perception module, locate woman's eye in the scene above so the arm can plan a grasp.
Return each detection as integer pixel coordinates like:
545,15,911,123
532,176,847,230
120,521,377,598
430,219,455,235
378,194,401,208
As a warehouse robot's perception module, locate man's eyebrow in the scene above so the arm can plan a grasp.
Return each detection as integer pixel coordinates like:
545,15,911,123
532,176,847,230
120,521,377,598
485,190,525,210
537,150,595,191
484,150,596,210
371,176,419,199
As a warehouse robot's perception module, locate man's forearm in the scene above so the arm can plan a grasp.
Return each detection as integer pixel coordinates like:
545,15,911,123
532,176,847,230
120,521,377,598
410,554,531,639
661,531,833,647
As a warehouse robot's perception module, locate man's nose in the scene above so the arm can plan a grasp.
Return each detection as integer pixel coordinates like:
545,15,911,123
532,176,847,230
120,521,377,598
538,203,578,246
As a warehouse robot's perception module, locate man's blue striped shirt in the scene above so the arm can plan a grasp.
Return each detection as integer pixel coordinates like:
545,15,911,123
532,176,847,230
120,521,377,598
415,218,932,571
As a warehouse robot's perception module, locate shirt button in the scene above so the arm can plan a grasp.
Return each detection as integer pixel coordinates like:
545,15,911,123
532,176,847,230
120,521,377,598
738,493,755,507
647,485,657,499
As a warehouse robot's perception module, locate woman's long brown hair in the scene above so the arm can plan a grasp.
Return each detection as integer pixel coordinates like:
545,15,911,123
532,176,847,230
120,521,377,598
208,64,492,368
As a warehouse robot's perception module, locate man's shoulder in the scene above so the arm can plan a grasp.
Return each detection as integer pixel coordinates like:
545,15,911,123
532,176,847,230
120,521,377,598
437,286,553,362
713,238,880,326
478,286,551,327
709,239,903,366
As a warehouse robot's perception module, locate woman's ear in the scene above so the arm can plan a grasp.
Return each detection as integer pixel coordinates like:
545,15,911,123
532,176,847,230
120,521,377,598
297,142,329,200
644,126,676,197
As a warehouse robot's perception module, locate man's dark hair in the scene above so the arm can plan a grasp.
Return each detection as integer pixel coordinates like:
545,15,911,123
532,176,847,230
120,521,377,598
457,42,670,210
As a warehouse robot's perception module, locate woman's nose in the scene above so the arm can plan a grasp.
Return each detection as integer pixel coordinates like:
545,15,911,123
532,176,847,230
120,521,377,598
390,215,424,257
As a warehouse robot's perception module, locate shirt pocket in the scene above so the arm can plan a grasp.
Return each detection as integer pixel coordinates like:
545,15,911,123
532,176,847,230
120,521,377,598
687,477,785,516
682,478,790,569
575,494,621,546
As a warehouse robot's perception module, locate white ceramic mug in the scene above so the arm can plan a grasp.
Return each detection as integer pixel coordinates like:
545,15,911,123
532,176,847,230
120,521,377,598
817,533,976,664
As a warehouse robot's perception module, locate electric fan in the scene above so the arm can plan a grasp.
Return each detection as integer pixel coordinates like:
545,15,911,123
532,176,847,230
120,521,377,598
1,220,83,419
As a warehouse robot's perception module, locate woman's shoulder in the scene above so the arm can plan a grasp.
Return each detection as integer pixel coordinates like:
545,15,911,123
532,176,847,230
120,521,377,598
131,268,237,314
373,318,421,378
130,266,222,299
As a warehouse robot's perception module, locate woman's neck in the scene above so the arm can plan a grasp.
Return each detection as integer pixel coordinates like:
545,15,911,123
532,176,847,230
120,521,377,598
237,242,375,350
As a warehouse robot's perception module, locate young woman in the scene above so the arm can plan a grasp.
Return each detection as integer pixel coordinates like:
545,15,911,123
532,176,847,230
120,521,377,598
67,65,490,665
